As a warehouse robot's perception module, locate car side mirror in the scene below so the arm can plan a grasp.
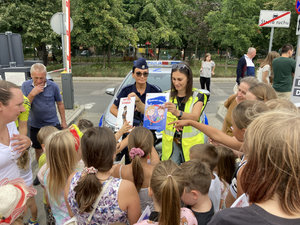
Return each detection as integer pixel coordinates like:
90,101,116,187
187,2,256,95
106,88,115,96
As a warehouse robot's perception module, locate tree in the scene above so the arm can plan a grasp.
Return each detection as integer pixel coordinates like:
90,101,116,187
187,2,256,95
71,0,138,68
0,0,61,65
206,0,262,53
125,0,186,58
183,0,221,59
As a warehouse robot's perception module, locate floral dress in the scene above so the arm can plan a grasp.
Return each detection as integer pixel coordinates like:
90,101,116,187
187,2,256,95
68,172,129,224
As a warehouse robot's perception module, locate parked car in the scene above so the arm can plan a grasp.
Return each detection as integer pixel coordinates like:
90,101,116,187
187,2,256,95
99,60,210,154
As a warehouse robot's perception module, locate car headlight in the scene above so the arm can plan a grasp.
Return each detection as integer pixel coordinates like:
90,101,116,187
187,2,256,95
102,118,115,132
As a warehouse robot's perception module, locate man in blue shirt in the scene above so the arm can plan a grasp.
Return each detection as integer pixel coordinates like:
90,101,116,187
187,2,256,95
110,58,162,127
21,63,67,165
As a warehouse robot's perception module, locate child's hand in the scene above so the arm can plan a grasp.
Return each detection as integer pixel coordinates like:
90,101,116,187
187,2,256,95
168,120,189,132
212,72,215,75
119,120,132,134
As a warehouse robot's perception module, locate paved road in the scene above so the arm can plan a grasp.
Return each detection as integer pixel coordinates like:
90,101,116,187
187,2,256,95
24,78,235,224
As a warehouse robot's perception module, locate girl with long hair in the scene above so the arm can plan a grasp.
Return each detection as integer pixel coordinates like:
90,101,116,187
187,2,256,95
257,51,280,84
65,127,141,225
112,127,158,211
44,130,82,225
134,160,197,225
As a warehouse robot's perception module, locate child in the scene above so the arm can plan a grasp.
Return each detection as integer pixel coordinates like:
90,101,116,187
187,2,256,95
36,126,59,225
208,110,300,224
44,130,83,225
181,159,214,225
190,144,220,213
215,146,236,210
170,101,270,208
77,118,93,133
112,127,159,212
0,178,37,225
134,160,197,225
64,127,141,225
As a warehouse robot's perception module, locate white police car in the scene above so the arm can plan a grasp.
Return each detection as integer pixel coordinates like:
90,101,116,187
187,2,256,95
99,60,210,151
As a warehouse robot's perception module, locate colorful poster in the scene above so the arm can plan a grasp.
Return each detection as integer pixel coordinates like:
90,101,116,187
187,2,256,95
115,97,135,132
143,93,169,130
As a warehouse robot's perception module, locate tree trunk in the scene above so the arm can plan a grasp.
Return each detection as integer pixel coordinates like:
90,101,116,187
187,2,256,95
195,40,198,59
183,46,187,60
134,47,137,59
225,47,228,74
36,43,48,66
154,44,157,59
158,45,161,60
108,44,111,68
102,45,106,69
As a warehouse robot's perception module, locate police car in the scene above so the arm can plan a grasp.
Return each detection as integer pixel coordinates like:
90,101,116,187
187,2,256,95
99,60,210,152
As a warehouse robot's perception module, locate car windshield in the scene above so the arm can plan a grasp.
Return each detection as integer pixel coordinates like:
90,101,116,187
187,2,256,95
121,72,171,93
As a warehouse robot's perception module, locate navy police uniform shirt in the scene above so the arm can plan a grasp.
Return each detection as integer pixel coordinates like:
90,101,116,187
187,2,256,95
113,82,162,126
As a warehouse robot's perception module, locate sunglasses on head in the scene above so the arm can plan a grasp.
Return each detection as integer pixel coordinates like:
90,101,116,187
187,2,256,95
135,72,149,77
172,63,188,70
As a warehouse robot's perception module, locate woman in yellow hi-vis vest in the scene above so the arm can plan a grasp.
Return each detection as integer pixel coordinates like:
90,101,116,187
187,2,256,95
163,63,207,164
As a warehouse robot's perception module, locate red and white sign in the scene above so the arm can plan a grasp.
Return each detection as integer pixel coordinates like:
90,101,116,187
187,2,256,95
259,10,291,28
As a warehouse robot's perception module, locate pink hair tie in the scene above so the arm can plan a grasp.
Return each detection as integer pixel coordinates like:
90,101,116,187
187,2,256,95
129,148,145,159
167,175,172,178
83,167,98,174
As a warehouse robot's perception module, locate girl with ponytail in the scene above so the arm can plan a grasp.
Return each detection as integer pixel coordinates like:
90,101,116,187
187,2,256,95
134,160,197,225
64,127,141,225
112,127,159,212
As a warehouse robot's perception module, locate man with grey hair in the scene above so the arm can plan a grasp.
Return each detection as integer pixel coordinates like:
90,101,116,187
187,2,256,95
236,47,256,85
21,63,67,171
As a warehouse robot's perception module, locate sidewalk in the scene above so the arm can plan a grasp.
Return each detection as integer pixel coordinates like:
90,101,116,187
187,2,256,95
29,104,85,171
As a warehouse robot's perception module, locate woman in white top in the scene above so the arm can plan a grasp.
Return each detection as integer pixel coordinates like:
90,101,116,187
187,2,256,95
0,81,32,181
257,51,280,84
200,53,215,92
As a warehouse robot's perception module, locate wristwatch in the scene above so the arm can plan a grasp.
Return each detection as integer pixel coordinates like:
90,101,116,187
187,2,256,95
178,110,183,118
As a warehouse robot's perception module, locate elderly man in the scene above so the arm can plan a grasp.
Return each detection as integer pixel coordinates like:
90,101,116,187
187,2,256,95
21,63,67,166
236,47,256,85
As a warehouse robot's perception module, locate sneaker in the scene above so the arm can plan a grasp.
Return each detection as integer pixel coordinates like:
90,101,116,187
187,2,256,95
33,175,40,186
28,218,39,225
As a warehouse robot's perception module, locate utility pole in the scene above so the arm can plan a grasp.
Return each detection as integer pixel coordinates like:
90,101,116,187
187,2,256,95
62,0,67,70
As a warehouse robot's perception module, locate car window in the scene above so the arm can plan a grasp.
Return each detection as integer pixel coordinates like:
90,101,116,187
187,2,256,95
121,72,171,93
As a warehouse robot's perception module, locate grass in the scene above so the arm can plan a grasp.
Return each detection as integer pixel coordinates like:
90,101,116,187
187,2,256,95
45,56,238,77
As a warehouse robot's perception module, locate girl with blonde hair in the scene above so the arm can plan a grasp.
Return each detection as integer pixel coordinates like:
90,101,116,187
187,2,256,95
257,51,280,84
246,82,277,102
134,160,197,225
44,130,82,225
209,110,300,224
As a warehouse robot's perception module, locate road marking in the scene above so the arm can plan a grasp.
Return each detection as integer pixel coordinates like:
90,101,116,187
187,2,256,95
210,83,229,96
85,102,95,109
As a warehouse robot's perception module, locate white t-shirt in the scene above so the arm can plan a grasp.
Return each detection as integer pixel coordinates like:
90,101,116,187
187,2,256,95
257,64,271,84
201,61,215,78
0,122,22,180
208,172,221,213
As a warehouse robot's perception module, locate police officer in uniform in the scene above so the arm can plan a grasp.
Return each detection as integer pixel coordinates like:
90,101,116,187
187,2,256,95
110,57,162,163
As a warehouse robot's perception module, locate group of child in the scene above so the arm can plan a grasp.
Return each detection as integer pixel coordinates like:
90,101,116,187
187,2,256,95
1,94,300,224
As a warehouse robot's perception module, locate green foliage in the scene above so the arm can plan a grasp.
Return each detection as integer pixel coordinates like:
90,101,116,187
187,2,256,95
71,0,138,50
206,0,263,53
0,0,61,64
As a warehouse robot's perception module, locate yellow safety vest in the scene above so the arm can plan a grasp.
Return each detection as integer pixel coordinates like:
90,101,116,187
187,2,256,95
161,88,207,162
